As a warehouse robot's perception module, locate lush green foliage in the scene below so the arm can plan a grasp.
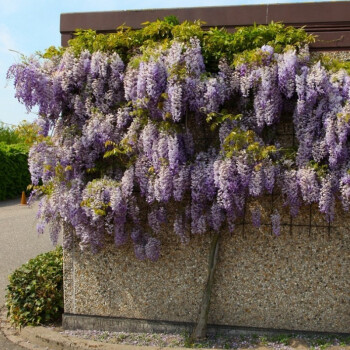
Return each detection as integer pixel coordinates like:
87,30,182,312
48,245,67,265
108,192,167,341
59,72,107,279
0,142,30,200
14,120,47,146
316,53,350,75
5,246,63,327
0,120,46,200
0,122,23,144
0,120,45,146
44,19,314,71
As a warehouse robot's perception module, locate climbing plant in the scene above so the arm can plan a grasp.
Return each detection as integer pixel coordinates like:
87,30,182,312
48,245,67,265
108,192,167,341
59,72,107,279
7,18,350,261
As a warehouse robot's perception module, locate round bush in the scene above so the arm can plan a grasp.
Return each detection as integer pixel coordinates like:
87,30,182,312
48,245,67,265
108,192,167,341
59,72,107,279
5,246,63,327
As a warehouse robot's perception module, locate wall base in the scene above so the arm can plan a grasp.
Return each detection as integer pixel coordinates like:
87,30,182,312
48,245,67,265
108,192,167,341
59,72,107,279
62,313,350,337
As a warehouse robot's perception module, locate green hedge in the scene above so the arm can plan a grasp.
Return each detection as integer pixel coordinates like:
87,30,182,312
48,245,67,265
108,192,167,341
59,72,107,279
0,142,30,200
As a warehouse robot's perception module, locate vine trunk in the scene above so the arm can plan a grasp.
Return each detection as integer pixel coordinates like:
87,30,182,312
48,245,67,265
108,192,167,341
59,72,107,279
191,232,221,341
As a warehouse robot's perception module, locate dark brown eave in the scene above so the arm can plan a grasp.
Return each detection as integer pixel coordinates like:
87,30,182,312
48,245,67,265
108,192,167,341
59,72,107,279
60,1,350,51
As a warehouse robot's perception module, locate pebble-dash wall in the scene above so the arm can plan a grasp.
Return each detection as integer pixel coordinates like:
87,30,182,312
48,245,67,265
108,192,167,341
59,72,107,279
63,199,350,333
63,51,350,334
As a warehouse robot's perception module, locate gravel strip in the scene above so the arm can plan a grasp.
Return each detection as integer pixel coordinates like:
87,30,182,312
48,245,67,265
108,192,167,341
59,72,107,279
60,330,350,349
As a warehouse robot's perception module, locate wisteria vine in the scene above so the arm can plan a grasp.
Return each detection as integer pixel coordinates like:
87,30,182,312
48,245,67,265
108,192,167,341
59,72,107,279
7,21,350,261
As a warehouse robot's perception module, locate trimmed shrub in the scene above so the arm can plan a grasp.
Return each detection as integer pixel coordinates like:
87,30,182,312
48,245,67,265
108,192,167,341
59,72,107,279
0,142,30,200
5,246,63,327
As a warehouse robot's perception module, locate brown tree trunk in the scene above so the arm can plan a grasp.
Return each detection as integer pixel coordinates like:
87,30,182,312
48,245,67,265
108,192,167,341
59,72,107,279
190,232,220,341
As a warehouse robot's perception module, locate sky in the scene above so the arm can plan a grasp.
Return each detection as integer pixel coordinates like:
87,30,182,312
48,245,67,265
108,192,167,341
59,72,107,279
0,0,346,126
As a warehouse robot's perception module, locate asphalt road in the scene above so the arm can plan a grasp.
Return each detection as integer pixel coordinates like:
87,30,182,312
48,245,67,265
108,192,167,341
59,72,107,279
0,198,56,306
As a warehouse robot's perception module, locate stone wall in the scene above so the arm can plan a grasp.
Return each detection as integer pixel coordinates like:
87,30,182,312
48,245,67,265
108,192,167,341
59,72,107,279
63,198,350,334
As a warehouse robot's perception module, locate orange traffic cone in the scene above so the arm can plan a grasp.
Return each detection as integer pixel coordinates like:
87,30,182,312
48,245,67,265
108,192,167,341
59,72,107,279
20,191,27,205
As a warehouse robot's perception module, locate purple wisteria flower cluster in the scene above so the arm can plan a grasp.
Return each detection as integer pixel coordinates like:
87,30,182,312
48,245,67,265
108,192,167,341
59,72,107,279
7,37,350,260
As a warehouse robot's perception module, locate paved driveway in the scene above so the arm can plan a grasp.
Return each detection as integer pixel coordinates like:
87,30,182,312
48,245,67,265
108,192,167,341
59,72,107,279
0,198,56,305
